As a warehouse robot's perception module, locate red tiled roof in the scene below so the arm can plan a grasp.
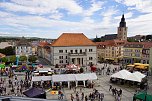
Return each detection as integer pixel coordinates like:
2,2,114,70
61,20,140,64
96,39,126,48
125,42,152,49
38,41,50,47
142,42,152,49
0,53,6,58
51,33,96,46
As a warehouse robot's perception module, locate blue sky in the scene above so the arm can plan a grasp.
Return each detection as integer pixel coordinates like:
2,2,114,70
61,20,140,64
0,0,152,38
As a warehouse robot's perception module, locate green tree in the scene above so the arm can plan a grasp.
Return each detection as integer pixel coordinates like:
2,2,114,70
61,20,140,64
28,55,37,63
146,35,152,40
19,55,27,62
1,57,8,63
9,55,16,63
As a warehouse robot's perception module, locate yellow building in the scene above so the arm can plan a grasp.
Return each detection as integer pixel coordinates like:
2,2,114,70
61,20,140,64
123,42,143,64
96,40,126,63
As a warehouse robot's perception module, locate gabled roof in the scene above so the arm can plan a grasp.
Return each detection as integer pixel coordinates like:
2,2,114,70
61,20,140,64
38,41,51,47
142,42,152,49
16,37,31,46
51,33,96,47
124,42,152,48
96,39,126,48
0,53,6,58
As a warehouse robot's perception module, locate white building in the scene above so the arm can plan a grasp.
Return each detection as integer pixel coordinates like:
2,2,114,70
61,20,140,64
50,33,97,66
15,37,32,57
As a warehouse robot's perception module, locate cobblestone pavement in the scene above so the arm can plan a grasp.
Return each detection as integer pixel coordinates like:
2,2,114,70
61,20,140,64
1,63,152,101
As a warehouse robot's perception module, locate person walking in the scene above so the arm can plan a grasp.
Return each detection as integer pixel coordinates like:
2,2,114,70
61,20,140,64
85,95,88,101
71,94,74,101
81,92,84,101
100,93,104,101
109,85,112,91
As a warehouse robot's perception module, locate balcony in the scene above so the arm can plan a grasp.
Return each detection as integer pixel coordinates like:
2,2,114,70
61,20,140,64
68,52,86,56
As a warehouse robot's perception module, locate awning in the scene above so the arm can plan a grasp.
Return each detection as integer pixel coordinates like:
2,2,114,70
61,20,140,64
52,73,97,82
133,91,152,101
32,73,97,82
32,76,52,82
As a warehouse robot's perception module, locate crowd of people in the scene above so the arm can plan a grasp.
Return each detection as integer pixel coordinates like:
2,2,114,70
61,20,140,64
0,71,32,97
70,88,104,101
109,85,122,101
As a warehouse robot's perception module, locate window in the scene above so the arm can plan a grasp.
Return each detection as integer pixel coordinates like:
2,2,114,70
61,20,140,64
80,49,82,53
59,56,63,59
66,56,67,59
112,47,114,50
65,50,67,53
135,54,140,57
75,50,77,53
59,50,63,53
89,57,93,60
70,50,73,53
59,60,63,63
85,49,87,52
66,60,68,63
89,49,93,52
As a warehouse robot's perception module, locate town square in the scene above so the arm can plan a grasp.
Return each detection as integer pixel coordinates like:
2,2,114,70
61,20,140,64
0,0,152,101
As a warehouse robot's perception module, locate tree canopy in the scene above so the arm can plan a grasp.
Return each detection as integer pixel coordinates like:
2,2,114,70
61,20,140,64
9,55,16,63
0,46,15,56
1,57,8,63
28,55,37,63
19,55,27,62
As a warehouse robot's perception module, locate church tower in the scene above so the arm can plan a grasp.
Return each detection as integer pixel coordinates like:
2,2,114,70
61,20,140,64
117,14,128,40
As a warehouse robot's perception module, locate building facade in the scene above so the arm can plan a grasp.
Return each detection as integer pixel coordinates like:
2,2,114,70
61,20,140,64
123,43,143,64
15,37,32,57
37,41,51,61
96,40,126,63
50,33,97,66
117,14,128,40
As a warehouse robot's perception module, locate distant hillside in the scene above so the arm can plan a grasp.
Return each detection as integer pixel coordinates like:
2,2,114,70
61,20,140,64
0,36,54,42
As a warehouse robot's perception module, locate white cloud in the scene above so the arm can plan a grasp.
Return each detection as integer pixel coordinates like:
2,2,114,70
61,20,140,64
101,8,118,26
0,0,83,15
84,0,104,16
114,12,133,19
115,0,152,13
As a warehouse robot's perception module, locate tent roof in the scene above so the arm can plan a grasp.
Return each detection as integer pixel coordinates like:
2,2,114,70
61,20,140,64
110,69,132,79
110,70,146,82
32,73,97,82
23,87,45,98
75,74,89,81
127,71,146,82
133,71,146,78
32,76,52,82
52,73,97,82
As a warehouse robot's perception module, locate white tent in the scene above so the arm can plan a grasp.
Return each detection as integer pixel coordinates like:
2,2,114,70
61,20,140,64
75,74,89,81
110,69,132,79
65,74,76,81
110,70,146,82
51,73,97,82
128,71,146,82
87,73,97,80
32,76,52,82
133,71,146,79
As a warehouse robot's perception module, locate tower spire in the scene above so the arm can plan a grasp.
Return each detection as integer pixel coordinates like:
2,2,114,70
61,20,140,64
119,14,126,27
